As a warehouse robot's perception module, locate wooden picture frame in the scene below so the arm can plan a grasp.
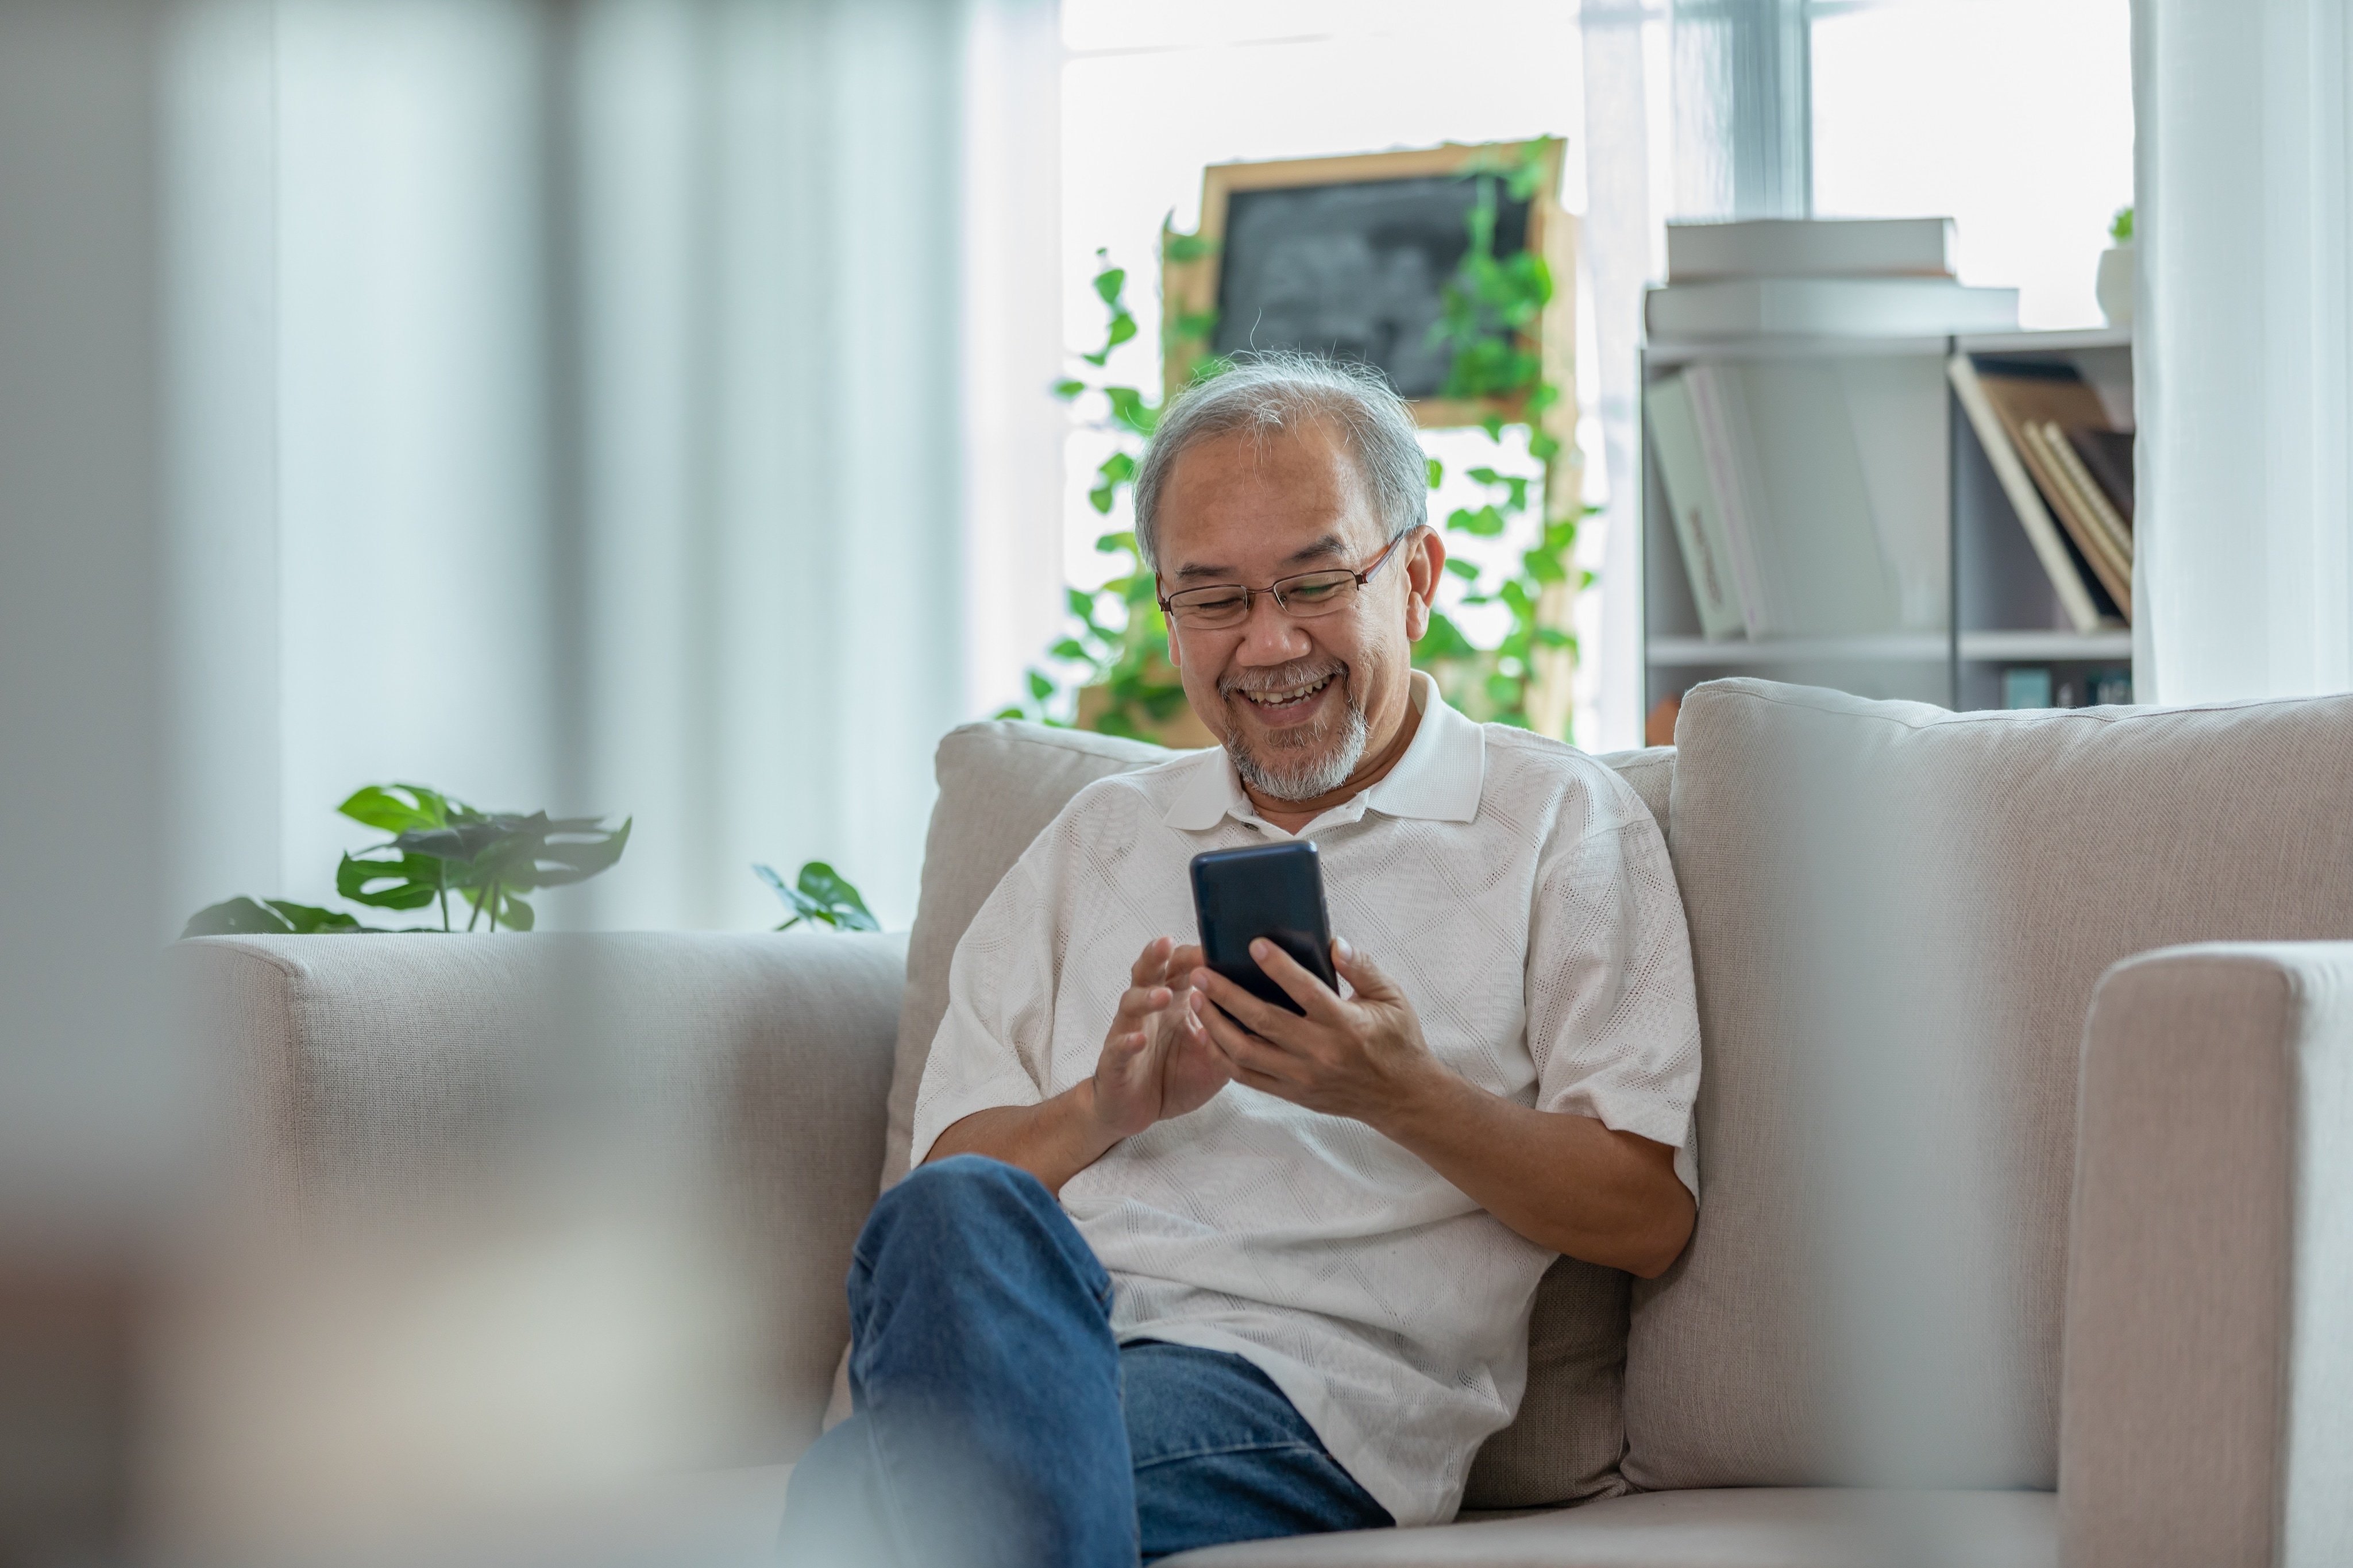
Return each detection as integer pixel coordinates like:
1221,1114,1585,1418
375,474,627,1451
1161,139,1575,441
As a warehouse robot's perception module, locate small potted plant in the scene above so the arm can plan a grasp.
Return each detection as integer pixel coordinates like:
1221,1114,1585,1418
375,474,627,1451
2097,206,2134,327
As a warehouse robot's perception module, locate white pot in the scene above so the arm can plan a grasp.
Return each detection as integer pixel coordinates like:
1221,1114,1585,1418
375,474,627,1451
2096,243,2134,326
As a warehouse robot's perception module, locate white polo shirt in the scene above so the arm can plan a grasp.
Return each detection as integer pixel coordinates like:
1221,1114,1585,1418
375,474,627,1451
909,673,1700,1527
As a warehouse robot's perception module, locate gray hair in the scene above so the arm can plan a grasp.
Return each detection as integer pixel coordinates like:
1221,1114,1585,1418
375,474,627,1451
1131,352,1429,573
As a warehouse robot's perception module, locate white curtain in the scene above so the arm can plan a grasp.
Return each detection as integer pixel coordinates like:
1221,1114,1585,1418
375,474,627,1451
167,0,1064,932
1579,0,1667,752
2134,0,2353,703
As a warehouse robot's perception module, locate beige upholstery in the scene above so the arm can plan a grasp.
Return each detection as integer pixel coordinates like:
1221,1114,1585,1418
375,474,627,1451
2060,941,2353,1568
1626,681,2353,1495
171,929,908,1461
878,721,1679,1510
1162,1487,2056,1567
175,681,2353,1566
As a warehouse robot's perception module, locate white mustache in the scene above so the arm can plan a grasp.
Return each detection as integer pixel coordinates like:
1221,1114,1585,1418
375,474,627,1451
1220,661,1345,700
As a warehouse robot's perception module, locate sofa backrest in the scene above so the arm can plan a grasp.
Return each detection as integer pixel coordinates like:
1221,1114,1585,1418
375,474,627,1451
881,717,1678,1509
1624,679,2353,1494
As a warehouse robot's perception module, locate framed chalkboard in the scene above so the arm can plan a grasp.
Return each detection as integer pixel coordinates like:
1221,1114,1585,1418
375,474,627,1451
1163,140,1573,434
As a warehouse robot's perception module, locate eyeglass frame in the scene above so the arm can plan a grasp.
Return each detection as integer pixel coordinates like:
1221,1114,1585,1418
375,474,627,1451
1155,527,1421,631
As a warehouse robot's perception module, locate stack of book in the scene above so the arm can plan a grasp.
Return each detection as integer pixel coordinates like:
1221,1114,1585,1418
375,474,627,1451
1947,356,2134,631
1646,217,2019,340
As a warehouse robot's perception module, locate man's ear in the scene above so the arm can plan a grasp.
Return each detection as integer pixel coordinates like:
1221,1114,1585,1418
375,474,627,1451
1403,526,1444,642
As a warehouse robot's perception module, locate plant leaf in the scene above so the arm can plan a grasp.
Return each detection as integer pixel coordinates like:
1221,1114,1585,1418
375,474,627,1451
180,896,295,938
336,849,444,909
337,783,456,834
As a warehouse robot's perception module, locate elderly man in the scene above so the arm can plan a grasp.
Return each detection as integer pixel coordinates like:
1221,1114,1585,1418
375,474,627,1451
780,354,1699,1567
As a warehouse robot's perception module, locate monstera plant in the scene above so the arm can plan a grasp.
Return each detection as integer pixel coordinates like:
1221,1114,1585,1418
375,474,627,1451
182,783,631,937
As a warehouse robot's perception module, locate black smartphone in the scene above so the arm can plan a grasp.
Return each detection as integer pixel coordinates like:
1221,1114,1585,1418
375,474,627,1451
1189,841,1338,1017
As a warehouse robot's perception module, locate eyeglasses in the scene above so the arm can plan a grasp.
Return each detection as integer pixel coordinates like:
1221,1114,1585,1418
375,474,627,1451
1157,530,1415,632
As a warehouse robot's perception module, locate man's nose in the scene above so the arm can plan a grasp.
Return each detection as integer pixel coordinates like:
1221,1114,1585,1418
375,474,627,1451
1236,588,1314,663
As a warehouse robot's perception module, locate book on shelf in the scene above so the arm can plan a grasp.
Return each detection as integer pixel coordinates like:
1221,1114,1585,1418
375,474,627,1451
1642,376,1747,640
1945,354,2127,634
1949,355,2134,624
2064,427,2134,521
1648,361,1925,640
1665,217,1957,283
1645,276,2019,341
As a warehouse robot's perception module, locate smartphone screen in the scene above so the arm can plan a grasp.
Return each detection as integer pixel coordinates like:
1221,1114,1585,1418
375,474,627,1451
1189,841,1338,1016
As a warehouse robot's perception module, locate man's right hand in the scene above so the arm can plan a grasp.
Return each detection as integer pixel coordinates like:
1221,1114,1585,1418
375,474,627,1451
1088,937,1229,1140
924,936,1230,1195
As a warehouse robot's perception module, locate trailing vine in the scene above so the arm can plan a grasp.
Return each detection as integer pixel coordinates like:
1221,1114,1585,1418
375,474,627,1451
1000,141,1588,741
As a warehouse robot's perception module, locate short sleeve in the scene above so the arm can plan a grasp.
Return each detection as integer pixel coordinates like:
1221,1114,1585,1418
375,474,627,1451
1525,768,1703,1197
907,841,1062,1170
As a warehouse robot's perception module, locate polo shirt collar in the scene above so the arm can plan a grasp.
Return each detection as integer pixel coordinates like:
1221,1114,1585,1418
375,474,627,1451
1160,670,1484,832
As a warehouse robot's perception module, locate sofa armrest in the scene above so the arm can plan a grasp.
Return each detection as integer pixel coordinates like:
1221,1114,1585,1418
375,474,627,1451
2059,941,2353,1568
172,929,908,1454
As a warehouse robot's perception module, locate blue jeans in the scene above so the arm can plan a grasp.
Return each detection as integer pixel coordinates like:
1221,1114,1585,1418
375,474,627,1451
778,1155,1391,1567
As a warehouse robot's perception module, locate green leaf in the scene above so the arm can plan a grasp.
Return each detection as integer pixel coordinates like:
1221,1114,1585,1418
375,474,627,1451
1028,669,1055,701
1536,626,1576,648
1105,313,1137,349
337,783,457,834
1525,549,1568,584
1167,310,1218,343
1053,378,1086,400
337,849,443,910
181,897,377,938
1480,412,1506,441
1426,457,1444,488
267,899,369,933
994,704,1025,721
1467,466,1501,485
180,896,295,938
1444,557,1482,581
1067,587,1097,619
1093,267,1127,306
755,861,879,934
395,813,631,895
1103,388,1156,436
1162,233,1216,262
1051,638,1087,661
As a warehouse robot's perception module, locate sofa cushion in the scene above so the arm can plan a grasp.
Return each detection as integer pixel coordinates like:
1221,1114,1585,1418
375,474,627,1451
1623,679,2353,1492
1160,1486,2056,1567
881,719,1679,1511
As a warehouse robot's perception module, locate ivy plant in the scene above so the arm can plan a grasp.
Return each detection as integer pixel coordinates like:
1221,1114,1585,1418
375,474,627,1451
1002,142,1588,740
181,783,631,937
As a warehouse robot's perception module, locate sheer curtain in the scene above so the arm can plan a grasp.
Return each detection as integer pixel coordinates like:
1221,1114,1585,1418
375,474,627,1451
2133,0,2353,703
167,0,1063,932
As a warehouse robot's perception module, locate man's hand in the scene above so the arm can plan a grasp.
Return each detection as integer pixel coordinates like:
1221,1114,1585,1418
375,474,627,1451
1190,937,1443,1126
1089,937,1230,1138
926,937,1232,1197
1193,937,1696,1279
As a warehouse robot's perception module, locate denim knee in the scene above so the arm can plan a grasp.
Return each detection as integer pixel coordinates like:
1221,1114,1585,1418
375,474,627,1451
861,1155,1052,1258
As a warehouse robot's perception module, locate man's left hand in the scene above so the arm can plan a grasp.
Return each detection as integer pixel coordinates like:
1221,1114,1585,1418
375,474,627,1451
1191,938,1442,1128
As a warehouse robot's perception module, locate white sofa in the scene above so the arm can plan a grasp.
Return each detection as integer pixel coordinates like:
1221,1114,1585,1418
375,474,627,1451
176,678,2353,1567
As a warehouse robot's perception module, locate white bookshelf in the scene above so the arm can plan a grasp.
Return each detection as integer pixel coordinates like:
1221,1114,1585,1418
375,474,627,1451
1640,325,2136,725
